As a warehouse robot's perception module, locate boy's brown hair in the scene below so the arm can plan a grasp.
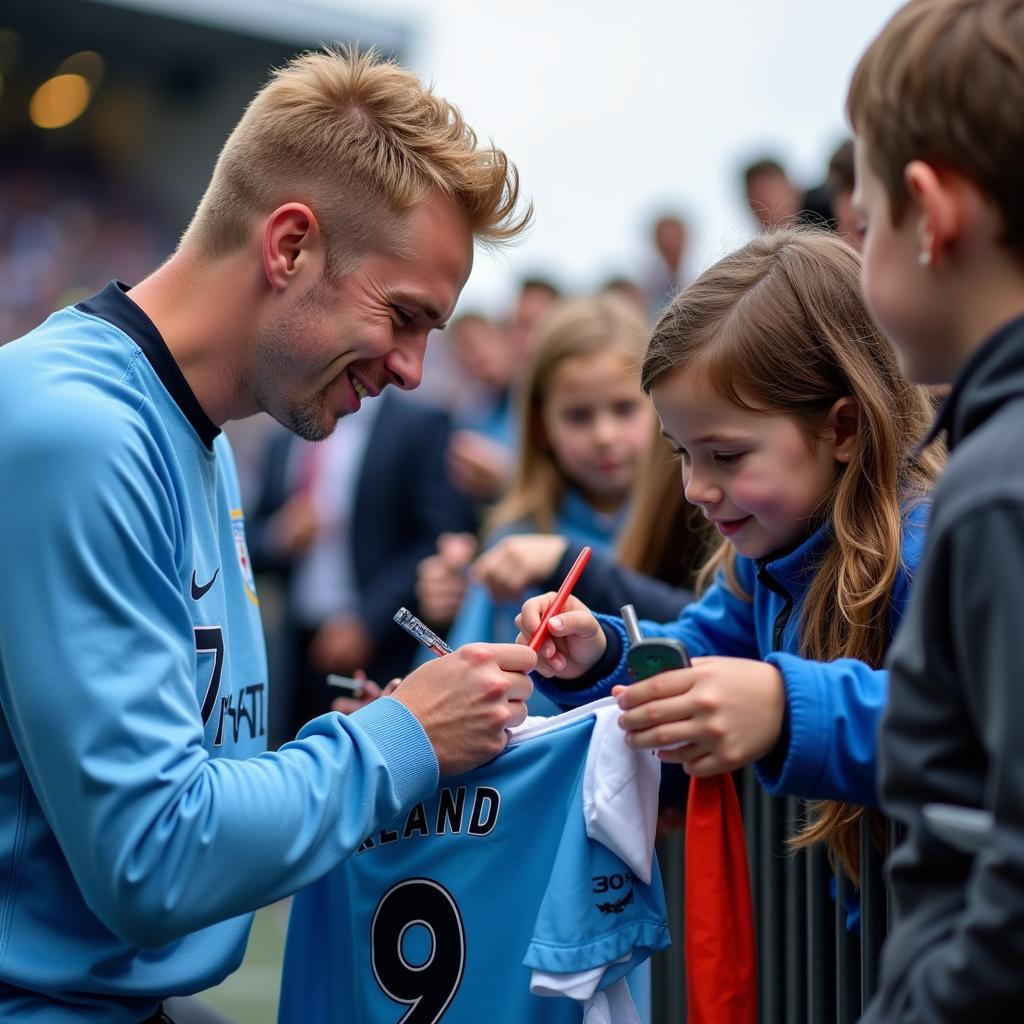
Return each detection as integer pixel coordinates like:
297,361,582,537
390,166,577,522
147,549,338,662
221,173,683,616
847,0,1024,262
183,47,530,276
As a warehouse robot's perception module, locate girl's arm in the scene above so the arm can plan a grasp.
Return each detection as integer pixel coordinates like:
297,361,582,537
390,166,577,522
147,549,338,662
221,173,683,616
614,652,885,806
618,513,927,800
756,503,927,805
525,563,761,707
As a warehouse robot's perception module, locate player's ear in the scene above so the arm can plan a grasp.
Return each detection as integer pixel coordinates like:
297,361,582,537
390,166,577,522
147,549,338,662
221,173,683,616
262,203,325,290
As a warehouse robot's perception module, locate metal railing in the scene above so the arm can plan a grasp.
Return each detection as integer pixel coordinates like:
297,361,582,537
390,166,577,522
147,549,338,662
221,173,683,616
651,770,891,1023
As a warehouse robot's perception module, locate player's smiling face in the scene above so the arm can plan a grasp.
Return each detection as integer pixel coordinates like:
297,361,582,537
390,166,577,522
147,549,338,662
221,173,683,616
251,194,473,440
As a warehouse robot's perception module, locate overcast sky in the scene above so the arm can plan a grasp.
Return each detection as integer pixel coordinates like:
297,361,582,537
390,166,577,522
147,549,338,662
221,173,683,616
330,0,905,317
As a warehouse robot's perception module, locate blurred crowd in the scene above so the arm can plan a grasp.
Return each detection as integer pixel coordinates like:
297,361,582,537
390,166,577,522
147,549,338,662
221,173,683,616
0,163,173,343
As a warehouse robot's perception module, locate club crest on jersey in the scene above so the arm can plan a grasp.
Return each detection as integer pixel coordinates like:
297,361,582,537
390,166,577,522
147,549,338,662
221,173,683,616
231,509,258,605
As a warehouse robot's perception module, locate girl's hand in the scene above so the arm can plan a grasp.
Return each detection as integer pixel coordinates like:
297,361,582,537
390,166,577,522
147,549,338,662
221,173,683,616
471,534,569,601
515,593,606,678
613,657,786,776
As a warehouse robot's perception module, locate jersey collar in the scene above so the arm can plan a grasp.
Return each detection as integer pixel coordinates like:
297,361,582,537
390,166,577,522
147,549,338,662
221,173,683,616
76,281,220,449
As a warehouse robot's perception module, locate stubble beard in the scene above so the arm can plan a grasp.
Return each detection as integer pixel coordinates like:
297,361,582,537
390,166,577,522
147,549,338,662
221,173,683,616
248,284,344,442
285,381,343,441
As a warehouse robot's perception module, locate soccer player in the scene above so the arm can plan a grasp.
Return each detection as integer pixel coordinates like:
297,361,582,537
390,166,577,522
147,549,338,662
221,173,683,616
0,48,534,1023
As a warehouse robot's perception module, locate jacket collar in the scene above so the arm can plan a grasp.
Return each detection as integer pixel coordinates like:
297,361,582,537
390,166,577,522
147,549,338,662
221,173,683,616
921,312,1024,453
755,519,833,593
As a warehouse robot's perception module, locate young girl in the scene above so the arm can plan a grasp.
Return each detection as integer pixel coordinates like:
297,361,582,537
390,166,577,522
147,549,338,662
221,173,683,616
518,228,943,878
440,293,655,712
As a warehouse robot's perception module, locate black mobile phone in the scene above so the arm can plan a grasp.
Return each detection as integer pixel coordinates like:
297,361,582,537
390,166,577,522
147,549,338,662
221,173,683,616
620,604,691,681
326,674,366,699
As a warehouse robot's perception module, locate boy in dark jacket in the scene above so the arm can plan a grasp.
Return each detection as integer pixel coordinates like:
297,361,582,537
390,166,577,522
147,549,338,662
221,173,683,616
848,0,1024,1018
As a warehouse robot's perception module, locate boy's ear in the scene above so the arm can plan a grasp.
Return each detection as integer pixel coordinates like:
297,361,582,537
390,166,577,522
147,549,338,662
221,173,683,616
828,396,860,464
262,203,325,290
904,161,963,267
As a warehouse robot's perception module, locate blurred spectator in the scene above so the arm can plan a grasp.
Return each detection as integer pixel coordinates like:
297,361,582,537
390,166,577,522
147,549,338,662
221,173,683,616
646,213,689,319
601,275,648,313
248,391,475,745
826,138,860,249
742,156,833,230
444,311,523,512
509,274,561,354
448,312,520,419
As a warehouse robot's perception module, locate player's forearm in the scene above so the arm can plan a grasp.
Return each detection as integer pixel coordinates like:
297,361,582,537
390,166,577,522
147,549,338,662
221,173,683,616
86,699,437,947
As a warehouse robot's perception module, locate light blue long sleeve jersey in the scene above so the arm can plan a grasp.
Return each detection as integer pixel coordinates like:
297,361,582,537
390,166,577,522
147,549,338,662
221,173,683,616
536,507,929,807
0,283,439,1022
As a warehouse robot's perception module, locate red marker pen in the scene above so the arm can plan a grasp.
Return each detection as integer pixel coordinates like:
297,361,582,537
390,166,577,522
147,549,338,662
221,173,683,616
529,545,592,652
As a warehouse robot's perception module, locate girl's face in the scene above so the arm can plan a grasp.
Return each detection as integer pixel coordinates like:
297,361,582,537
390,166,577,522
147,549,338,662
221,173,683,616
652,369,850,559
540,349,654,513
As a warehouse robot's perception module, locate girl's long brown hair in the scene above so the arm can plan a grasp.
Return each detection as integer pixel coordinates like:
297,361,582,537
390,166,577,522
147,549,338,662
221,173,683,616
486,293,649,537
641,228,944,881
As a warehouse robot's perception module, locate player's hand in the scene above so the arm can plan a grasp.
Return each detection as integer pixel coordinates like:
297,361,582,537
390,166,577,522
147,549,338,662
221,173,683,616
446,430,512,502
394,643,536,776
514,593,605,679
613,657,786,776
416,532,478,625
471,534,569,601
331,677,401,714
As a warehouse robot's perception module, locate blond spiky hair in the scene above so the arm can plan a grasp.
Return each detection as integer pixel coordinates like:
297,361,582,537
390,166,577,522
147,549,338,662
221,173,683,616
183,46,530,272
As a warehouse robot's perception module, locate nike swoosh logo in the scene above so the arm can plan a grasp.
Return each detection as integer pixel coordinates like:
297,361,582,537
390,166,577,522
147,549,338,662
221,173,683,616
190,568,220,600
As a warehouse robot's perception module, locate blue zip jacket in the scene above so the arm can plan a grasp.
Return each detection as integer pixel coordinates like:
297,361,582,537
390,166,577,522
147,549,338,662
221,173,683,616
536,504,929,807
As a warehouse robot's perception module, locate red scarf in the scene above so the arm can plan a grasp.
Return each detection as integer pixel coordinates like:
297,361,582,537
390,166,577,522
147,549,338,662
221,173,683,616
684,773,758,1023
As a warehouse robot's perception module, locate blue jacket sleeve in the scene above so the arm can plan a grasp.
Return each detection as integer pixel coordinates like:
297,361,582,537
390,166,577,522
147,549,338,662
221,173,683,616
0,403,438,949
756,654,887,805
535,563,761,707
753,504,926,805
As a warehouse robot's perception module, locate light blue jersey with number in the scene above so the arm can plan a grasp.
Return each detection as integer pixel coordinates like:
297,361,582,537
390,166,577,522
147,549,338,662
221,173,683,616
280,702,670,1023
0,284,440,1021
